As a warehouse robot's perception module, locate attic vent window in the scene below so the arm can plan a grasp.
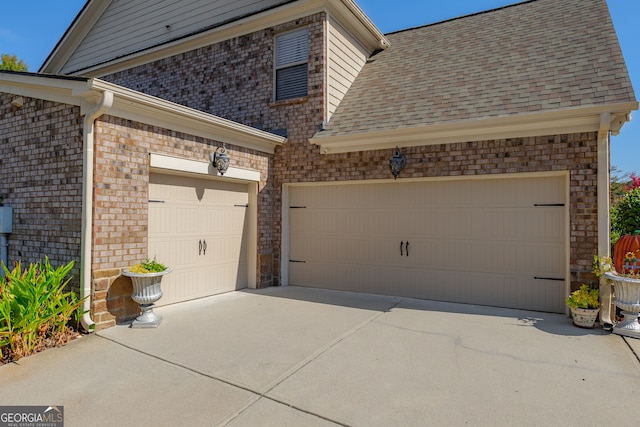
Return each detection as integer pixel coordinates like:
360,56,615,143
275,27,308,101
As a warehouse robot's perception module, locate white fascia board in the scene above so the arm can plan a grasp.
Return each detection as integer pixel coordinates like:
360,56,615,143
0,73,92,106
313,103,639,154
331,0,389,50
150,153,261,182
0,83,79,107
89,79,286,153
68,0,387,78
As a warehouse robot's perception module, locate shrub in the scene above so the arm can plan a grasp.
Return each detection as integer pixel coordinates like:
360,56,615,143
0,258,83,363
625,173,640,192
611,187,640,246
566,284,599,309
128,258,167,273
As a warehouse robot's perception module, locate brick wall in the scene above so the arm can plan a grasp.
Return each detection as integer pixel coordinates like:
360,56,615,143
90,115,271,329
272,133,600,290
102,14,326,135
0,93,83,288
92,115,271,269
100,12,600,296
102,13,327,293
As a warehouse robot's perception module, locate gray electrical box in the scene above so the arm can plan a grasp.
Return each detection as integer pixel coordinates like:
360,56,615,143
0,207,12,233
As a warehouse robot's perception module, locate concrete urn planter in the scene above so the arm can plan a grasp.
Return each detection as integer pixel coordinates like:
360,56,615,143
604,272,640,339
122,268,171,328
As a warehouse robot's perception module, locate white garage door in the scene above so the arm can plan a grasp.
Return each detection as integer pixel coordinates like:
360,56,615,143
288,175,567,313
148,173,249,306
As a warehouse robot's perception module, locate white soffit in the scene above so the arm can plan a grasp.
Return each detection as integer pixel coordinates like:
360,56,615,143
0,73,92,105
312,103,639,154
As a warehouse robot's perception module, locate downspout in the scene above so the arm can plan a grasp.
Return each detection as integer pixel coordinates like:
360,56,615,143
80,90,114,332
597,112,613,329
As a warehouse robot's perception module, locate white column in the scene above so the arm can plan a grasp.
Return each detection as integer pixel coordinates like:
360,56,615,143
598,112,613,328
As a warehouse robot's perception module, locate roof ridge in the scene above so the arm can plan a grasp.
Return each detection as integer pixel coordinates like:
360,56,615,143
384,0,537,36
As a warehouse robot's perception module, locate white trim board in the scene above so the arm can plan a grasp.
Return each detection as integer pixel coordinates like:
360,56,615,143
150,153,261,182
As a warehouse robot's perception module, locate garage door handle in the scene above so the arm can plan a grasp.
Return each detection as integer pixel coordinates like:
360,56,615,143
400,241,409,257
202,240,207,255
199,240,202,256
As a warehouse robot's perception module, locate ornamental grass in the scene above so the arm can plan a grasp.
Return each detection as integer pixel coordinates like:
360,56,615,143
0,258,84,364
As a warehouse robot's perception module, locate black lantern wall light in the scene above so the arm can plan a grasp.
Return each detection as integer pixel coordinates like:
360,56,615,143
389,146,406,180
210,144,231,175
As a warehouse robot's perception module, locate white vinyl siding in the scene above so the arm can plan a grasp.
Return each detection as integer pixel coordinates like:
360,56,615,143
275,27,308,101
327,18,369,120
286,175,568,313
60,0,290,75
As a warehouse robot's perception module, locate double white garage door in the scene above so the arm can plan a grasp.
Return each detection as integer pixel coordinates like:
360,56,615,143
287,174,567,313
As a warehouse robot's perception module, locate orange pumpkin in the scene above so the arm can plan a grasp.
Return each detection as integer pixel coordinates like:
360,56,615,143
613,234,640,274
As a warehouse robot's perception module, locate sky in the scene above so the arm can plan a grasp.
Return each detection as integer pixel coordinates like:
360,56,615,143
1,0,638,177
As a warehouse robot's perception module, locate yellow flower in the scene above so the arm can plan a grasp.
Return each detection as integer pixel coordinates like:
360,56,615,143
625,252,637,261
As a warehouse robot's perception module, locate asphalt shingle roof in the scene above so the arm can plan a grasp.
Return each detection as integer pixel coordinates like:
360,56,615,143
317,0,636,139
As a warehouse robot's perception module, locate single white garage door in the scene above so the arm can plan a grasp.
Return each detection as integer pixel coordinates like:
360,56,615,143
148,173,249,306
288,175,566,312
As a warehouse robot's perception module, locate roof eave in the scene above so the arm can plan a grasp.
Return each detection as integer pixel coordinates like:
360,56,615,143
0,71,93,104
90,80,286,153
331,0,390,50
312,103,639,154
0,73,285,153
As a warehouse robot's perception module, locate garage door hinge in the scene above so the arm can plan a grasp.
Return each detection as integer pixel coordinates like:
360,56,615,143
534,203,565,207
148,200,165,203
534,276,565,281
289,260,306,263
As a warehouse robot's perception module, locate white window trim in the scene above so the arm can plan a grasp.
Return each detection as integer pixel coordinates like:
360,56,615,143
274,27,309,101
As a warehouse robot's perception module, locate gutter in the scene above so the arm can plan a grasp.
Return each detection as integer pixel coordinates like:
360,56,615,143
313,103,639,154
79,90,114,332
339,0,390,49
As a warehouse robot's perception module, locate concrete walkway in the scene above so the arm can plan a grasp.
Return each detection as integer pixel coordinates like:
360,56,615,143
2,287,640,426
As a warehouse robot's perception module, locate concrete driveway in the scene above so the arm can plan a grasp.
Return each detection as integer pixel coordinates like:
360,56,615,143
1,286,640,426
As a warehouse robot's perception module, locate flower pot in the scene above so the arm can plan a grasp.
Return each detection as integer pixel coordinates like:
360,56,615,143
122,268,171,328
604,272,640,339
570,307,600,328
